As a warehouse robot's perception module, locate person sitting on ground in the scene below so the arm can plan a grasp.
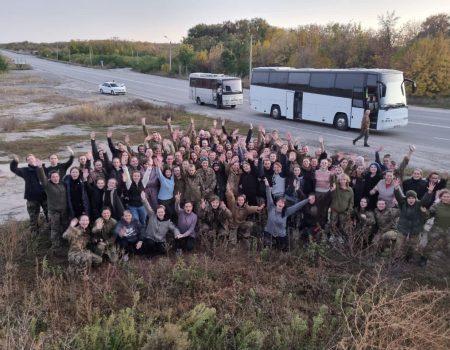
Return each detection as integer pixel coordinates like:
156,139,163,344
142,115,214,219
91,207,119,263
114,210,144,261
62,215,103,274
138,192,180,257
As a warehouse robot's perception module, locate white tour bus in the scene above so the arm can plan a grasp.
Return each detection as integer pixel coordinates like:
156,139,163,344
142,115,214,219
250,67,416,130
189,73,244,108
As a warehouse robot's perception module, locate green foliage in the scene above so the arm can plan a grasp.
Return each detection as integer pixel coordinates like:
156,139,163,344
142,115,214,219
74,293,147,350
235,321,265,350
179,303,228,350
169,258,207,298
0,54,9,72
142,323,190,350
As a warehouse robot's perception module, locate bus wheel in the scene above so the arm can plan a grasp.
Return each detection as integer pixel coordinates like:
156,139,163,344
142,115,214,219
230,105,236,108
270,105,281,119
334,113,349,131
196,97,201,105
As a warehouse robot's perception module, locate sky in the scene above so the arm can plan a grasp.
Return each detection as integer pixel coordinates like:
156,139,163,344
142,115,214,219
0,0,449,43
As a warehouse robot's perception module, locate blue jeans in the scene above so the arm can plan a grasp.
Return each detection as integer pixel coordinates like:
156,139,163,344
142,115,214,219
128,205,147,226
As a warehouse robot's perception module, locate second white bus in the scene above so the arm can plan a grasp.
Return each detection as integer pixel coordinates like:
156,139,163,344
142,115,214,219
189,73,244,109
250,67,416,130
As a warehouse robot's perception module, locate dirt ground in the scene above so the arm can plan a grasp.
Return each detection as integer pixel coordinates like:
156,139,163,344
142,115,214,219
0,69,135,220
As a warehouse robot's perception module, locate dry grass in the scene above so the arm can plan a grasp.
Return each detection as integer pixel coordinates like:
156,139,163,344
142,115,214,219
0,218,448,349
0,116,22,132
337,267,450,350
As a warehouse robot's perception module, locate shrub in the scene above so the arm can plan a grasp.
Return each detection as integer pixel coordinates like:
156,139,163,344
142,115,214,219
0,54,9,72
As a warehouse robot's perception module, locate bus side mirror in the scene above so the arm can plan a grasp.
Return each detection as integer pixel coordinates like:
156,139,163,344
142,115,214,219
412,81,417,93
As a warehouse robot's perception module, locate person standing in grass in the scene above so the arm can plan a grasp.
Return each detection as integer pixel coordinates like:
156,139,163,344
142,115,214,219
10,154,48,234
36,159,68,251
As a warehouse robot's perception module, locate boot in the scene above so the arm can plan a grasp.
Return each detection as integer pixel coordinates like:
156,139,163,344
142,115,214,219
352,139,356,145
364,143,370,147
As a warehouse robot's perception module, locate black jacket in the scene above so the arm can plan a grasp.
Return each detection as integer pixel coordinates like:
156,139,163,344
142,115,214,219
10,160,46,202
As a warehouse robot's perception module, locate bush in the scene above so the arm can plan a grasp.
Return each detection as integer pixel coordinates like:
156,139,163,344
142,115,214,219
0,54,9,72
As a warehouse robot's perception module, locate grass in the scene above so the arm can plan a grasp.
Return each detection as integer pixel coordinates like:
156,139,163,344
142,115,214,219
408,95,450,109
0,99,245,161
0,219,448,349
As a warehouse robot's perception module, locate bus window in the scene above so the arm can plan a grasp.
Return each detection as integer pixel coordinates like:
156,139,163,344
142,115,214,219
335,73,365,90
252,71,269,85
269,71,289,87
310,73,336,88
288,72,310,85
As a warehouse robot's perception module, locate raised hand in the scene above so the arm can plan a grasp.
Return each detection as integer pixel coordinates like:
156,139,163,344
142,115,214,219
318,136,323,144
200,199,207,210
106,130,112,138
124,134,130,144
213,119,217,128
427,182,436,193
67,146,74,155
90,131,96,140
377,145,383,153
409,144,416,152
86,152,93,161
392,178,400,189
167,116,171,124
263,177,269,187
219,201,227,210
141,117,146,125
140,191,147,201
175,192,181,203
330,183,337,192
95,218,104,230
249,122,253,130
70,218,78,227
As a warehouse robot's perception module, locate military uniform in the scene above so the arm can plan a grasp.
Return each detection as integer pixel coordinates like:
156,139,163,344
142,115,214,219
91,218,119,263
62,226,103,274
199,204,232,250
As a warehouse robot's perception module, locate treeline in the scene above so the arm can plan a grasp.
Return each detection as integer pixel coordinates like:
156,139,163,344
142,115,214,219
1,12,449,96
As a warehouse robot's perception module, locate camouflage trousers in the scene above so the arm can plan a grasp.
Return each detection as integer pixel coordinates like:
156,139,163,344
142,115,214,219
394,232,427,261
330,211,352,237
229,222,256,249
423,227,450,261
68,250,103,275
27,200,48,234
48,210,68,248
199,224,230,251
94,241,119,264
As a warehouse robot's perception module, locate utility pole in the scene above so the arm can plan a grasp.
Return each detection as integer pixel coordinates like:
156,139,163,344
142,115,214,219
68,46,71,62
56,42,59,60
89,46,93,66
249,34,253,81
164,35,172,72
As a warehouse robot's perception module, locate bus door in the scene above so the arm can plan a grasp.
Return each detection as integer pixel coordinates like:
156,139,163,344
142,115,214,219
286,91,294,119
350,87,364,128
293,91,302,120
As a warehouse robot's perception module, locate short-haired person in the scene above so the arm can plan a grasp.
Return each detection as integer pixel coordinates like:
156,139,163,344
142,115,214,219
352,110,371,147
10,154,48,234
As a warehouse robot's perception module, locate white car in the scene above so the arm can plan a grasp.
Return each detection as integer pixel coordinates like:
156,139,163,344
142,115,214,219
99,82,126,95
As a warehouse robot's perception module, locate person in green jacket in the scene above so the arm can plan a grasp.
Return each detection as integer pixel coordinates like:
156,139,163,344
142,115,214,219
393,178,434,264
330,173,354,243
36,159,68,250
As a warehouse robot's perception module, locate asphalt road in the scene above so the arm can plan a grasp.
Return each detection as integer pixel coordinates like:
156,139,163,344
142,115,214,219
2,50,450,171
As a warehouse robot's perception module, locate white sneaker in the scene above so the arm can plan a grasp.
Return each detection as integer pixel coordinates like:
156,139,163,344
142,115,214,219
176,249,183,257
121,253,129,262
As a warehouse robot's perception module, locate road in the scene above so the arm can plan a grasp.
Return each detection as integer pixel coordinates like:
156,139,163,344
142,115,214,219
2,50,450,171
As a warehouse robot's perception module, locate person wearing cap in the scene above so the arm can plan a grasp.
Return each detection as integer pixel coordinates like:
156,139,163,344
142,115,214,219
352,109,371,147
392,179,435,264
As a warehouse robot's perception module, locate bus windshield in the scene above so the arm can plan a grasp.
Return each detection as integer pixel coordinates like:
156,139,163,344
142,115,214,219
380,73,406,107
223,79,242,94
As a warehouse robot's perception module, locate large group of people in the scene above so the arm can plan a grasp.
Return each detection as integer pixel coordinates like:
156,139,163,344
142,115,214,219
10,116,450,273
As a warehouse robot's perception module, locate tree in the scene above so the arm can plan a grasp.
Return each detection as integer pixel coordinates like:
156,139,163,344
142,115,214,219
0,54,9,72
374,11,401,67
396,35,450,96
177,44,195,76
419,13,450,38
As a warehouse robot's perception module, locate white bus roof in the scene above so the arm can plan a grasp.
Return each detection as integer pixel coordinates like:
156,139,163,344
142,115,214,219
252,67,403,75
189,72,241,80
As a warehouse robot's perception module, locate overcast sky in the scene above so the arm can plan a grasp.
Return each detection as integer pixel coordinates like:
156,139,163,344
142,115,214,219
0,0,448,43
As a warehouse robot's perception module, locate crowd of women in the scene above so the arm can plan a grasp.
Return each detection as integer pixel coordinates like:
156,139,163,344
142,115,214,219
10,116,450,273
